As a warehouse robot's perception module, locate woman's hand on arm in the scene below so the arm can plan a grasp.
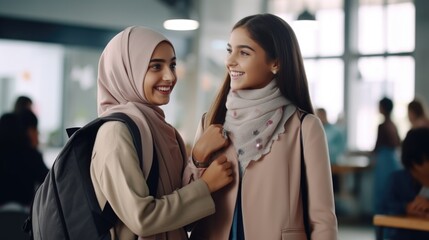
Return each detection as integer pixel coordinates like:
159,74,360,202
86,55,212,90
192,124,229,164
200,155,233,193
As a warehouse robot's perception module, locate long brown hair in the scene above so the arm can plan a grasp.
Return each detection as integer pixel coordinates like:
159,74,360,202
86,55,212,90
205,13,314,127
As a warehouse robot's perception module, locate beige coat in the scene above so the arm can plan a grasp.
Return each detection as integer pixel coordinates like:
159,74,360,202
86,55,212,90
91,121,215,240
186,111,337,240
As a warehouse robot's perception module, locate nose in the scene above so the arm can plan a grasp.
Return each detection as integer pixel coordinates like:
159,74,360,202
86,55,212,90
225,53,237,68
163,68,176,82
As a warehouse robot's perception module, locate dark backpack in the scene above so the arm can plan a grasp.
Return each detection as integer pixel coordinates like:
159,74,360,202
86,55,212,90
24,112,159,240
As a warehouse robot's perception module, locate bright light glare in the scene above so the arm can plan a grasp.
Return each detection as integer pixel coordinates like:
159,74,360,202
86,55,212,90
163,19,199,31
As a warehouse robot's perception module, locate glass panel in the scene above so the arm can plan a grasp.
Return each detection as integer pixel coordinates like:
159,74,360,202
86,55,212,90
62,47,100,135
386,2,415,52
269,0,344,57
350,57,385,150
305,58,344,123
0,39,63,148
349,56,414,150
0,39,65,168
358,57,386,82
386,56,415,136
317,8,344,56
293,21,319,57
358,4,385,54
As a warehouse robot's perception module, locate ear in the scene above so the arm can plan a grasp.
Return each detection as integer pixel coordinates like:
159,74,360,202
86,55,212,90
271,60,280,75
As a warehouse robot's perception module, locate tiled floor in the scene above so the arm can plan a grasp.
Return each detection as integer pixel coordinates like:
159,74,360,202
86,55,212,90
338,224,375,240
338,215,376,240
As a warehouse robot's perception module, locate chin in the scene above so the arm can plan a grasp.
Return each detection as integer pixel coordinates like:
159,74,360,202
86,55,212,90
159,99,170,106
230,83,242,91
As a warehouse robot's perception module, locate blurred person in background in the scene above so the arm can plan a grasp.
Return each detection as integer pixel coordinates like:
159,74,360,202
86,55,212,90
407,99,429,129
18,109,40,150
316,108,346,165
316,108,346,195
0,111,48,209
372,97,402,214
381,127,429,240
13,95,33,114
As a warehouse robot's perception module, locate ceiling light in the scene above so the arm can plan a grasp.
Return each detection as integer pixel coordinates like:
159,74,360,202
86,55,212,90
163,19,199,31
163,0,199,31
297,9,316,21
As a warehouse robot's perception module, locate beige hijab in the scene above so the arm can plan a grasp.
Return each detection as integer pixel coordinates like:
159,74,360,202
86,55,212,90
97,26,186,192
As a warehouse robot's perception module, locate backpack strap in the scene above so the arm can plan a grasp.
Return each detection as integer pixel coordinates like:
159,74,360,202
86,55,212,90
299,111,311,240
95,113,159,236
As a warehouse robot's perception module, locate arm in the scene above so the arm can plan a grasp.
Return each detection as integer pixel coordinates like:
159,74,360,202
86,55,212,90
31,149,49,182
373,124,383,153
383,170,415,215
183,115,230,184
302,115,338,239
92,122,216,237
192,124,229,165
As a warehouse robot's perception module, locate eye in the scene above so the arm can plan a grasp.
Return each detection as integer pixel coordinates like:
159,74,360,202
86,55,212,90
149,63,162,70
226,47,232,54
170,62,177,70
240,50,250,56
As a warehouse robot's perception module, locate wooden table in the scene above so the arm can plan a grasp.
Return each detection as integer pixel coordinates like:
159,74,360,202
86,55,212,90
331,155,371,174
331,164,369,174
331,155,371,197
373,214,429,239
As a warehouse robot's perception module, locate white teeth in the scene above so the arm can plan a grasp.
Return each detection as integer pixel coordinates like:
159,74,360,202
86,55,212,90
230,71,244,77
156,86,171,92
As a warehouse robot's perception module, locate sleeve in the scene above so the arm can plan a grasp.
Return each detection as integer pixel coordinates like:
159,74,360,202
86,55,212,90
383,171,408,215
302,114,338,240
384,170,419,215
91,121,215,237
30,149,49,183
182,115,207,186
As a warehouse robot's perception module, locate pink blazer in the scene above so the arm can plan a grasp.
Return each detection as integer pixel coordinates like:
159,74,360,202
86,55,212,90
185,110,338,240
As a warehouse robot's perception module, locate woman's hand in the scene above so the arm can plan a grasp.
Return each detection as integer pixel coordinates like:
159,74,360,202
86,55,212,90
192,124,229,164
201,155,233,193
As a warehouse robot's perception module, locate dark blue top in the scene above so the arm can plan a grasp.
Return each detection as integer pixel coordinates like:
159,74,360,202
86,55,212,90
382,169,429,240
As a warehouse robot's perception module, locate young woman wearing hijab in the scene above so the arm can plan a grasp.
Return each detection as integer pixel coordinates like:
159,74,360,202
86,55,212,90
92,26,233,240
184,14,338,240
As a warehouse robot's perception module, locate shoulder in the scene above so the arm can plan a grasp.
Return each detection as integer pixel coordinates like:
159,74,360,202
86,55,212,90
299,111,323,130
285,110,323,131
95,121,133,147
97,121,130,138
92,121,137,168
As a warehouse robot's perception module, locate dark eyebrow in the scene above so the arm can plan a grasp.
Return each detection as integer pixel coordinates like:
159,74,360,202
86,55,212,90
149,57,176,63
227,43,255,52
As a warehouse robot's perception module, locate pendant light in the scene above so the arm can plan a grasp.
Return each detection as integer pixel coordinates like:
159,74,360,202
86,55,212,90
163,0,199,31
297,8,316,21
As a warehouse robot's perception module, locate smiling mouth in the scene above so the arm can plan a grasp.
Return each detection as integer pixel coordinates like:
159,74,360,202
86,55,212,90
155,86,173,94
230,70,244,79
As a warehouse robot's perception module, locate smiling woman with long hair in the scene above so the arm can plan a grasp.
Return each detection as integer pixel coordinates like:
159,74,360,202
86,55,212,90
185,14,338,240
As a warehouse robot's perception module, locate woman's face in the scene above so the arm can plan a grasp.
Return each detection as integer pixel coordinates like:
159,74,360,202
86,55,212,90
226,27,277,91
143,41,177,105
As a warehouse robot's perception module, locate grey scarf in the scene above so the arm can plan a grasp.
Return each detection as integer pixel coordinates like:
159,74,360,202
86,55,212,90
223,80,296,172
